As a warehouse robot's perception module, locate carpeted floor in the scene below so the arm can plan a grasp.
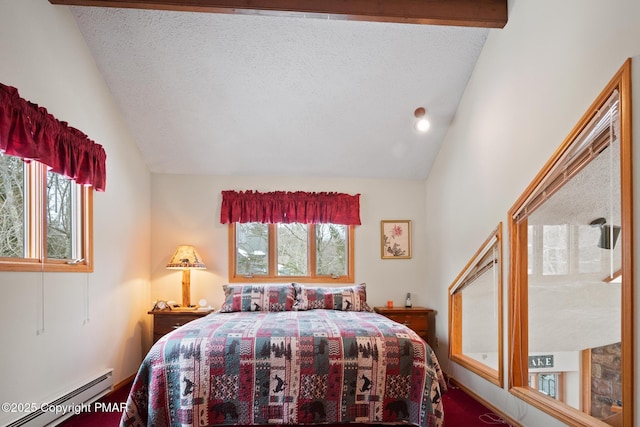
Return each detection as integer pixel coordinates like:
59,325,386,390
58,380,511,426
441,384,512,426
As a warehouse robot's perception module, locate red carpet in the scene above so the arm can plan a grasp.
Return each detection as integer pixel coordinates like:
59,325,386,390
58,381,511,426
441,385,511,426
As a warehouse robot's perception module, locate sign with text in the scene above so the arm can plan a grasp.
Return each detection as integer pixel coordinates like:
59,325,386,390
529,355,554,369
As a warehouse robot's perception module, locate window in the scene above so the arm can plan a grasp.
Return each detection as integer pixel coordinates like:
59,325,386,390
527,224,604,277
230,222,354,283
541,224,569,275
0,83,104,272
0,153,93,272
507,61,633,426
221,190,360,283
529,373,564,402
448,223,503,387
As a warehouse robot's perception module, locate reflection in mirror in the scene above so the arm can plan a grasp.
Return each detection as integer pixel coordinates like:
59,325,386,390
527,128,621,412
508,61,633,427
448,223,502,387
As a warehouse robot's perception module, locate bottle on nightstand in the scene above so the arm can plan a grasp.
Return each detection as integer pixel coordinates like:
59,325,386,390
405,293,412,308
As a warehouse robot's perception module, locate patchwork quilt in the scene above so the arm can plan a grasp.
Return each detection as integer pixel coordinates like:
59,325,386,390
120,310,446,427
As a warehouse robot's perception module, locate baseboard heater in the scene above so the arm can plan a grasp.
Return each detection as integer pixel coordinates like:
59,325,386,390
6,369,114,427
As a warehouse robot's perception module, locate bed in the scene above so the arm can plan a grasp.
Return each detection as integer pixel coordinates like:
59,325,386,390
120,284,447,427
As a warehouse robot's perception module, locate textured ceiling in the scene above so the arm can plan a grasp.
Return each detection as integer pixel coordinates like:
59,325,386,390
70,6,488,179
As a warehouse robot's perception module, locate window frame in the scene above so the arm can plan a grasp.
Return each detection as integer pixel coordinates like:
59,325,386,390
228,222,354,283
0,159,93,272
448,223,503,387
507,60,633,426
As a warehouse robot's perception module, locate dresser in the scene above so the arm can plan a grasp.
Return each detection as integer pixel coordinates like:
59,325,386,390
373,306,435,348
148,309,213,343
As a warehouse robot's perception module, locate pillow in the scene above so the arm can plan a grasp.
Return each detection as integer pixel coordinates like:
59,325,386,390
293,283,372,312
220,284,295,312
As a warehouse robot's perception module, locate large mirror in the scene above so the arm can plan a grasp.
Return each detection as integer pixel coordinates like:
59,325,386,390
448,223,503,387
507,60,633,426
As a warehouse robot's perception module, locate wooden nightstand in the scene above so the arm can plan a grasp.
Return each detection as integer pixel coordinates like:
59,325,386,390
374,306,435,348
148,309,212,343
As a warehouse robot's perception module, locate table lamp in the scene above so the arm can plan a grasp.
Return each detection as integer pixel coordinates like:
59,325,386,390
166,245,206,308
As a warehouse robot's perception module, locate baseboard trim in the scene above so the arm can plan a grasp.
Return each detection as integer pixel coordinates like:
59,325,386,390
448,377,524,427
112,373,136,393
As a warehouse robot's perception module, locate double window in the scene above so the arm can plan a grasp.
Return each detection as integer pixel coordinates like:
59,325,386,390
221,190,360,283
0,153,92,272
0,83,104,273
229,222,354,283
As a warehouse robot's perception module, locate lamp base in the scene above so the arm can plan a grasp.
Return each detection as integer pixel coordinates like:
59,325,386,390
182,269,192,308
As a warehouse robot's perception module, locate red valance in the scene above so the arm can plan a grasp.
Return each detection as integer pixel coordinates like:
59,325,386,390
0,83,107,191
220,190,361,225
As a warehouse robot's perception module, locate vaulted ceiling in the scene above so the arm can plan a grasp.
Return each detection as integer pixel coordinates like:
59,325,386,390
51,0,507,180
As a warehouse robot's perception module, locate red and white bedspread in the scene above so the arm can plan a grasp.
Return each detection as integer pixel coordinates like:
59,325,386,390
120,310,446,427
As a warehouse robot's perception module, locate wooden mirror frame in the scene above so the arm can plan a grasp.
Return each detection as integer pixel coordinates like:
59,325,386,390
507,60,634,427
448,223,503,387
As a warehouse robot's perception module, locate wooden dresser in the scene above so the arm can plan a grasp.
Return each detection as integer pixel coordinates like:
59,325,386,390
148,309,212,343
373,306,435,348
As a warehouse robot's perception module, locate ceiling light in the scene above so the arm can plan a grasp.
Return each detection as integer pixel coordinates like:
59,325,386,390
414,107,430,133
415,118,431,132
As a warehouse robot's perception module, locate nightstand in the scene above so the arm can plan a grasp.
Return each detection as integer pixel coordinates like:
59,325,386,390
374,306,435,348
148,309,212,343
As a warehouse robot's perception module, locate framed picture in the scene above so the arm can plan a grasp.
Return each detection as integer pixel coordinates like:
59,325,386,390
381,220,412,259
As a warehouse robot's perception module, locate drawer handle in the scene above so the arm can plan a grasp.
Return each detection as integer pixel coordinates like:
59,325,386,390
172,324,183,329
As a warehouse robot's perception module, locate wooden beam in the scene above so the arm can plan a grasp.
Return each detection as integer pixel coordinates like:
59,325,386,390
48,0,508,28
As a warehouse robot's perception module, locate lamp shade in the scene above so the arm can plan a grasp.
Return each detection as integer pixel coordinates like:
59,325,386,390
166,245,206,269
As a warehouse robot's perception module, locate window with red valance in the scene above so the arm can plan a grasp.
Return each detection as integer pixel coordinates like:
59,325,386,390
221,190,360,283
0,83,103,271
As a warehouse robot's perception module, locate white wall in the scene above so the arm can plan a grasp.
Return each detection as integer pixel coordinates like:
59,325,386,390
150,174,429,311
0,2,151,424
426,0,640,425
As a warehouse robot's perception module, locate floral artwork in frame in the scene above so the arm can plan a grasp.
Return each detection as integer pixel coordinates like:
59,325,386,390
381,220,412,259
